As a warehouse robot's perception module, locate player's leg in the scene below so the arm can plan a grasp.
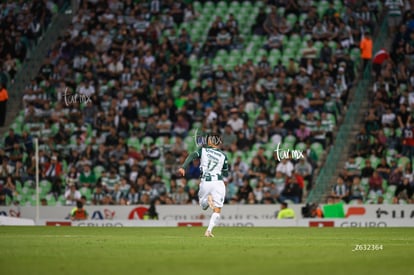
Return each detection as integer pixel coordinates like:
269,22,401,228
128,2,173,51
207,193,214,209
205,207,221,237
198,181,209,210
205,181,225,237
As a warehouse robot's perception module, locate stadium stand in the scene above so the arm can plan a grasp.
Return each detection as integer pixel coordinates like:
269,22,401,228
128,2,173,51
0,0,60,86
332,0,414,205
0,0,391,207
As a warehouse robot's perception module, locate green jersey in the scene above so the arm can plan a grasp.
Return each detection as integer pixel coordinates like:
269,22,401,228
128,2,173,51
182,146,229,180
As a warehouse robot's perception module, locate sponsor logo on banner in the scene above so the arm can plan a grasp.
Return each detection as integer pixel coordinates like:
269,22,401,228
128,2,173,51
340,221,387,227
161,213,276,221
0,209,21,217
218,222,255,227
128,207,149,220
46,221,72,226
77,222,123,227
3,205,414,223
345,207,366,218
177,222,203,227
91,209,116,220
162,214,208,220
309,221,335,227
375,208,414,219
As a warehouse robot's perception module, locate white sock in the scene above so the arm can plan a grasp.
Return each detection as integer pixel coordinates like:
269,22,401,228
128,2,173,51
207,212,220,233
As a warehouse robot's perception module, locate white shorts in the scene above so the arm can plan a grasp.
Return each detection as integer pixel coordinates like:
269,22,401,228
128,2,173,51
198,180,226,208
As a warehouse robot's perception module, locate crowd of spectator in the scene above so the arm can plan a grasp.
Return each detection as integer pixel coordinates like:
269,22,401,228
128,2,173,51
0,0,60,85
0,0,387,207
331,0,414,205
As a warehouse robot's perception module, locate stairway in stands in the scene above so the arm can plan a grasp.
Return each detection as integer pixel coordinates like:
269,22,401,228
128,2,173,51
306,15,391,204
0,6,72,137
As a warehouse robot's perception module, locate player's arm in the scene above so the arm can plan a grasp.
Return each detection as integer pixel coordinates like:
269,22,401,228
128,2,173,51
178,148,201,176
221,155,229,177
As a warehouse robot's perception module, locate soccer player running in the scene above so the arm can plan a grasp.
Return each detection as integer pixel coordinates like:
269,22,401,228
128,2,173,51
178,133,229,237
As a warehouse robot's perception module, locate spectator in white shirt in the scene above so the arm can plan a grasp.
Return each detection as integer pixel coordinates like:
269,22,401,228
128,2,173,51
227,108,244,132
107,57,124,76
381,107,396,126
143,50,155,69
65,183,81,206
276,158,294,177
77,81,95,98
301,39,318,60
205,107,218,126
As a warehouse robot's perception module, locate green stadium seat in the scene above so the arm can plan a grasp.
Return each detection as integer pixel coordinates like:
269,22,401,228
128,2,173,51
328,40,338,50
40,179,52,192
217,1,227,9
369,155,380,168
286,13,297,25
80,187,92,201
204,1,215,11
289,33,301,44
310,142,324,160
227,183,238,199
355,156,365,169
227,54,240,64
326,113,336,125
275,7,285,16
299,13,308,25
317,5,328,18
57,195,66,206
279,55,291,67
284,135,297,145
93,165,105,179
281,113,290,122
395,128,402,138
214,55,227,65
283,47,296,58
295,142,307,151
398,156,410,168
193,1,203,12
282,142,294,151
187,179,199,190
350,47,361,61
127,136,140,150
268,56,280,67
368,191,378,201
382,179,388,191
256,48,268,57
230,1,240,8
46,195,56,206
241,1,252,9
386,185,396,194
29,195,39,206
269,48,281,58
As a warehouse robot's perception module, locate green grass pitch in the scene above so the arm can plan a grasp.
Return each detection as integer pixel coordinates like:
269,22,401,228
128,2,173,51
0,227,412,275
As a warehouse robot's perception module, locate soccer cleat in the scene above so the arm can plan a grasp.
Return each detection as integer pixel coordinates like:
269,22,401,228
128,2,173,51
201,200,209,211
207,194,215,210
204,230,214,237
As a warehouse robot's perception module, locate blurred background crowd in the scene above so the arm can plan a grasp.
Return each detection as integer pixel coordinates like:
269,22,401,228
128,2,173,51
1,0,412,207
